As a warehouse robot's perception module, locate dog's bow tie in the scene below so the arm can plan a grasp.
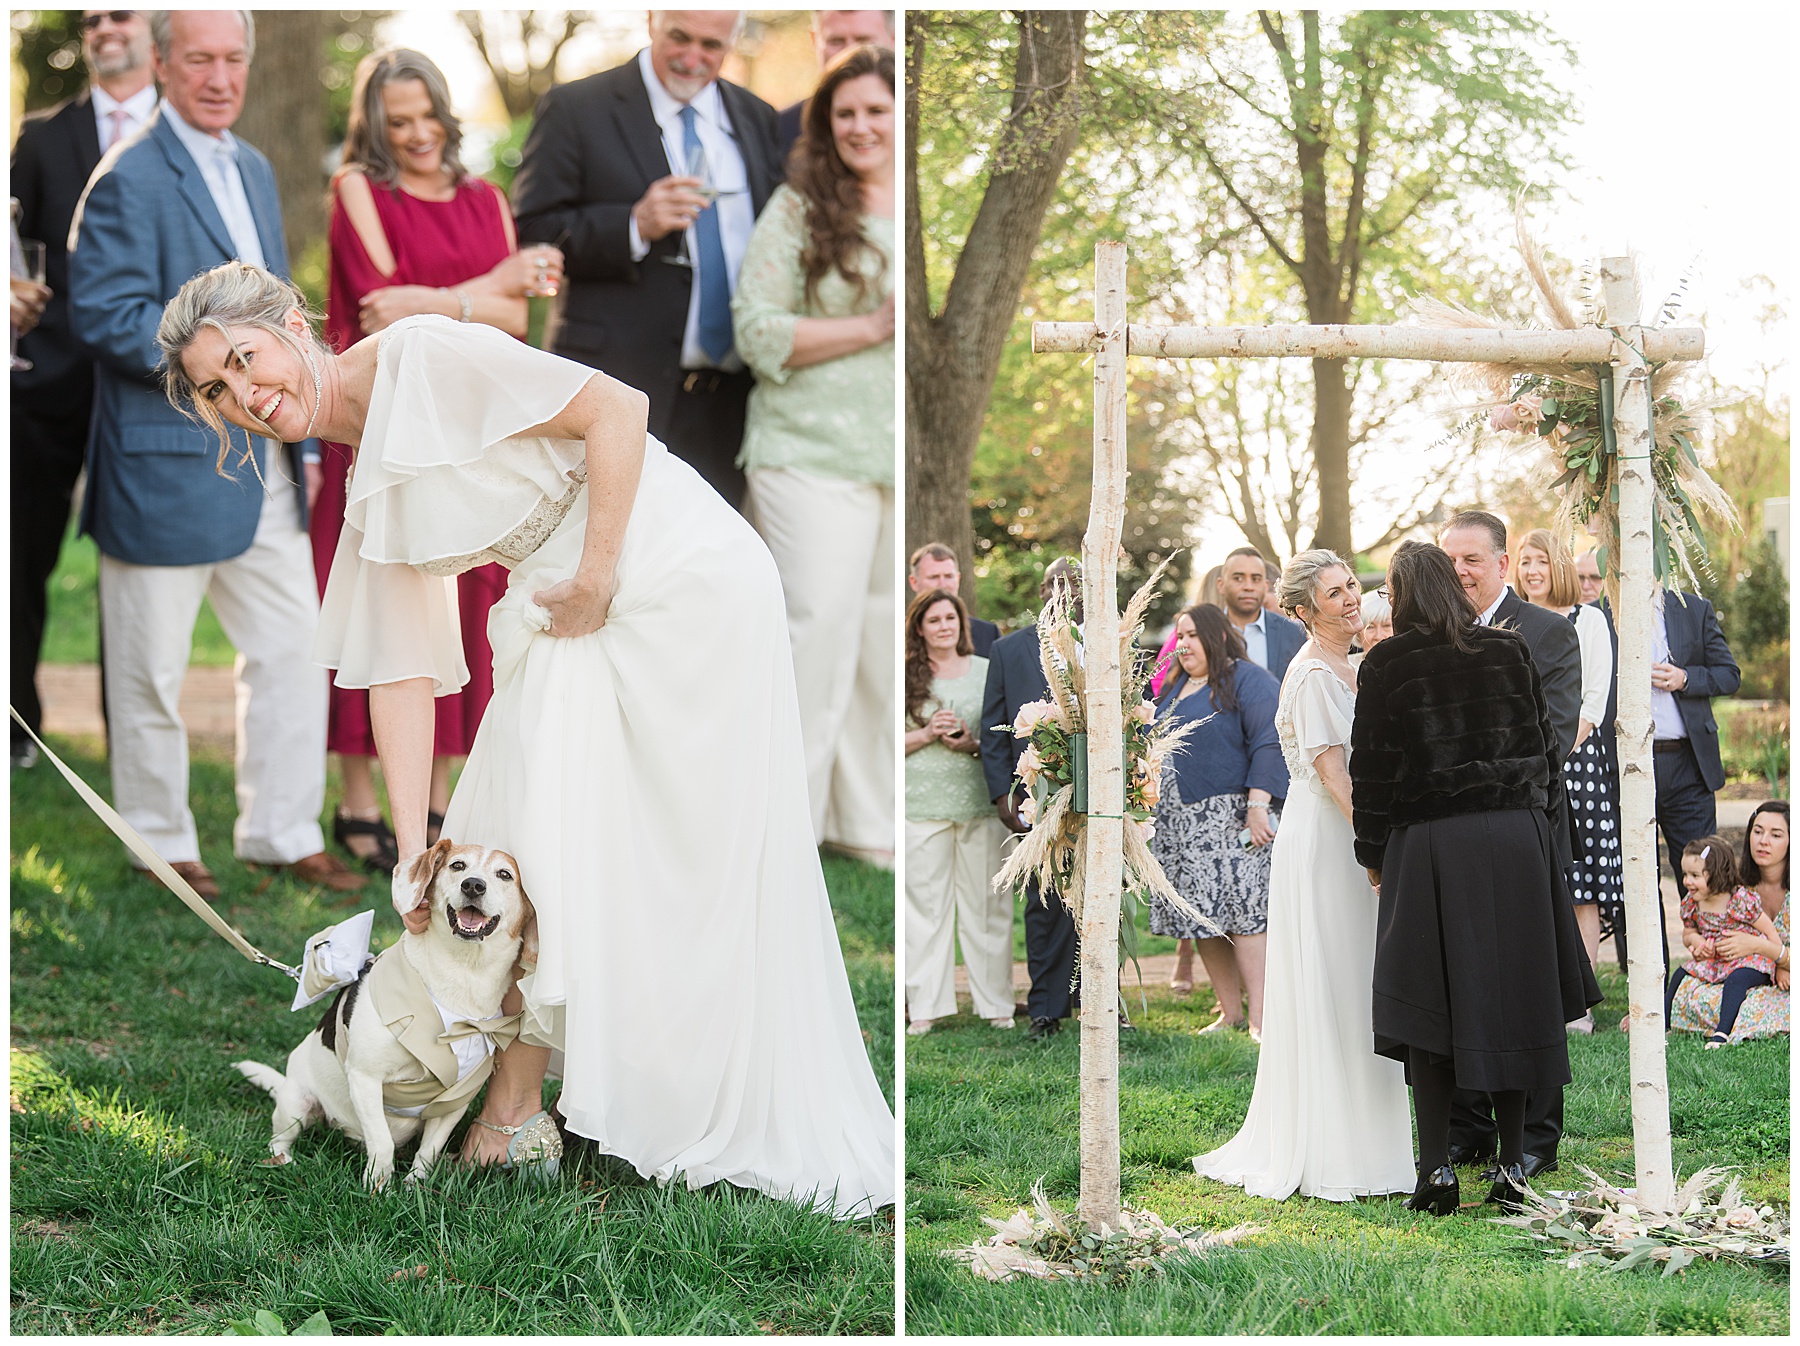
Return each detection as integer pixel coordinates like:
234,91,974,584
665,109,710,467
439,1012,523,1052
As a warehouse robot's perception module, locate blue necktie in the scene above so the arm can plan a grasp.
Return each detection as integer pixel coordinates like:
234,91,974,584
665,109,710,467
679,105,733,365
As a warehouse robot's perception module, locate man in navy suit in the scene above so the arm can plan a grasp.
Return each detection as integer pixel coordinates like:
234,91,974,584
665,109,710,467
1649,589,1740,879
1218,546,1305,684
775,11,895,163
512,10,783,510
981,558,1082,1039
908,541,998,656
68,9,360,900
10,8,159,769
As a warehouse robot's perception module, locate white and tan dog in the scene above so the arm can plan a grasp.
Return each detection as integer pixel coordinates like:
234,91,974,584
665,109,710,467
235,841,535,1189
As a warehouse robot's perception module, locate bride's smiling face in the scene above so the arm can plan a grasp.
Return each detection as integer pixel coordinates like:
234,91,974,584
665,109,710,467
180,311,319,441
1302,564,1363,639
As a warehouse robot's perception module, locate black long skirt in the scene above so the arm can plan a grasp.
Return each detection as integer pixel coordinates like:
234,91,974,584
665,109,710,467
1372,808,1601,1093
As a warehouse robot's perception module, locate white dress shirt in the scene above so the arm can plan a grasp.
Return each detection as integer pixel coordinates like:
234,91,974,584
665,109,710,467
1475,586,1509,627
628,47,752,371
92,82,158,153
1651,595,1688,741
162,101,265,269
1233,609,1269,669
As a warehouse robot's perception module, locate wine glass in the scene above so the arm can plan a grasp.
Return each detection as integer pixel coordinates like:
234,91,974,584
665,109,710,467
666,142,720,270
11,203,46,372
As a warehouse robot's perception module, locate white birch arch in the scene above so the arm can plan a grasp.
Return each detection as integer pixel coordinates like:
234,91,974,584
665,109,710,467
1031,244,1697,1227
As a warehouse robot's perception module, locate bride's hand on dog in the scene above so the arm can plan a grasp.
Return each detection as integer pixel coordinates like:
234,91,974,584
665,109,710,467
392,856,433,935
533,571,613,638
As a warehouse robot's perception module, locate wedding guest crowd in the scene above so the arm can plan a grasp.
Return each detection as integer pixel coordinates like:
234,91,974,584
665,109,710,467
16,9,900,900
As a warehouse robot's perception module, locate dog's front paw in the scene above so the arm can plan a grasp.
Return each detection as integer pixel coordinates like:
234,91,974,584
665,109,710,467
362,1158,397,1192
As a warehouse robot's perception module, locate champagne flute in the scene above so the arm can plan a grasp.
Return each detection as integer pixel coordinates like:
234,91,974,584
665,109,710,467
11,207,46,372
668,142,720,270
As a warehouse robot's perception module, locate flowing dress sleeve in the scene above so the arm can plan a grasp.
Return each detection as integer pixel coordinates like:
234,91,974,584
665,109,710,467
1292,662,1353,766
314,315,599,694
730,185,806,385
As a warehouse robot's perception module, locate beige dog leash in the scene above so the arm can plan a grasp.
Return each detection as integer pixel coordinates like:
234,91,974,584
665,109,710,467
10,706,300,980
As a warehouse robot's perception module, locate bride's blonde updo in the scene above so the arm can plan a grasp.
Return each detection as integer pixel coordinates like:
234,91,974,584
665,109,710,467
157,261,327,473
1278,547,1354,630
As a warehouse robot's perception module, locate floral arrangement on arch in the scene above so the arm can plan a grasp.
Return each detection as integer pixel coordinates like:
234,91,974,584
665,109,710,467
991,561,1212,935
1413,208,1736,600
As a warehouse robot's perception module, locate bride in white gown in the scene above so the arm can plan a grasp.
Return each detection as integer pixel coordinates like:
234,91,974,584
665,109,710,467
158,263,895,1218
1192,550,1414,1202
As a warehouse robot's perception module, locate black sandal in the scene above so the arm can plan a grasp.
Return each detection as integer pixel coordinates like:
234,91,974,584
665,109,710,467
427,810,446,846
333,809,399,874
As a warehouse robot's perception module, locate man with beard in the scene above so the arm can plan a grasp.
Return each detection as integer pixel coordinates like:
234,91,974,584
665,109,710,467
1217,545,1305,683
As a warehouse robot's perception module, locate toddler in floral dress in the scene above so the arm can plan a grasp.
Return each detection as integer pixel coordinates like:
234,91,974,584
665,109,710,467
1666,836,1782,1048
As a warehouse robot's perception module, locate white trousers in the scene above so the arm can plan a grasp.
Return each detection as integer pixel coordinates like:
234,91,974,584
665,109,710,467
746,466,894,852
904,816,1014,1022
98,466,327,865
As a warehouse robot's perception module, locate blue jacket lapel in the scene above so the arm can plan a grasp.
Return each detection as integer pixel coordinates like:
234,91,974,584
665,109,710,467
151,111,237,260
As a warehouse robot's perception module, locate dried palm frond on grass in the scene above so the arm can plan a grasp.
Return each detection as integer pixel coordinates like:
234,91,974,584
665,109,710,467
1492,1165,1788,1275
945,1179,1262,1284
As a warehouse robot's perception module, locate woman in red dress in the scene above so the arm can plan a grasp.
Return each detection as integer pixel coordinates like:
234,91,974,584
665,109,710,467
314,48,564,869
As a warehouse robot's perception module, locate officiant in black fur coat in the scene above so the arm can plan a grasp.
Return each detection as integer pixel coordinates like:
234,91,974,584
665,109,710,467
1350,541,1601,1215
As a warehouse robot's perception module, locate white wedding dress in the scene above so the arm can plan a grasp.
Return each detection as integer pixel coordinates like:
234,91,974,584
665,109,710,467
1191,657,1414,1201
314,316,895,1218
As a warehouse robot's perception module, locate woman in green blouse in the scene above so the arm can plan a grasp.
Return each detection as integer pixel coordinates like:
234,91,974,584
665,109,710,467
732,45,896,864
903,589,1016,1035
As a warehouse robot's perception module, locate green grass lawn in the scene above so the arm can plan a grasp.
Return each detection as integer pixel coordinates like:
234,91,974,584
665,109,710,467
905,974,1788,1335
11,737,895,1335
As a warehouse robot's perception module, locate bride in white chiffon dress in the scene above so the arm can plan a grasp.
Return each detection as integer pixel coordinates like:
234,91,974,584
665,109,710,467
160,268,893,1219
1192,551,1414,1202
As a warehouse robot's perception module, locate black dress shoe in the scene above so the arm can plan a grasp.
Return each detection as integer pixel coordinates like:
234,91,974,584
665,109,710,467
1519,1153,1558,1180
1485,1161,1529,1212
1447,1141,1496,1167
1025,1016,1062,1042
1405,1165,1459,1216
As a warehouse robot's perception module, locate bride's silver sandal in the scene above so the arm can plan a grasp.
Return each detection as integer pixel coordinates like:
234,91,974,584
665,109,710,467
473,1110,563,1180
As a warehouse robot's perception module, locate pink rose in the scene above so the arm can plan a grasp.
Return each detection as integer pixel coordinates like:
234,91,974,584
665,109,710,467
1013,699,1058,734
1018,795,1039,827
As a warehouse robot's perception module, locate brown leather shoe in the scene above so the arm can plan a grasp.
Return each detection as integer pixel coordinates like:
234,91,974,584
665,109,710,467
280,851,369,893
148,860,221,902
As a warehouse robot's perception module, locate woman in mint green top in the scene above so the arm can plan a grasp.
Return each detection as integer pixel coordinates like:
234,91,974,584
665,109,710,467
904,589,1016,1035
731,45,897,862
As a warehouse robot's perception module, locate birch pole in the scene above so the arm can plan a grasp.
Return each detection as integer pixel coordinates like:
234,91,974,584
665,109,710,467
1602,256,1676,1214
1076,240,1128,1232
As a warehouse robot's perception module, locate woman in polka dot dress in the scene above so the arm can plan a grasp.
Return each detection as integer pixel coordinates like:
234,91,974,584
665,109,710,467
1515,529,1620,1031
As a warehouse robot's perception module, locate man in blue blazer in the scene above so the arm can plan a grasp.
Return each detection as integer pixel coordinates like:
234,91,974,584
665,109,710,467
68,9,359,900
1218,546,1305,684
980,559,1081,1039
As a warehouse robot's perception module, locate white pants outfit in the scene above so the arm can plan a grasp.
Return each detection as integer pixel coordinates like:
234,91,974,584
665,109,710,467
99,464,326,866
746,466,894,853
904,815,1013,1022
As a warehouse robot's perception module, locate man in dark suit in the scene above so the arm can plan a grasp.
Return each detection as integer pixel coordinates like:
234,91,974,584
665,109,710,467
775,10,895,162
981,558,1081,1040
1218,545,1305,683
10,8,159,769
1438,511,1584,1176
908,541,998,656
512,11,782,510
1650,590,1740,873
68,9,359,899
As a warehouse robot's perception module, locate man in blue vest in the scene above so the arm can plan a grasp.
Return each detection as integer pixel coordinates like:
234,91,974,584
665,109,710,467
68,9,361,899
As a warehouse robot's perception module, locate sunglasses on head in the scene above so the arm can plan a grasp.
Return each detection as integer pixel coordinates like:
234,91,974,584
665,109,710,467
81,11,137,30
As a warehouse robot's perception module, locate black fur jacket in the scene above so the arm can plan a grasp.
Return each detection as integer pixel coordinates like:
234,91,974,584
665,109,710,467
1350,624,1563,871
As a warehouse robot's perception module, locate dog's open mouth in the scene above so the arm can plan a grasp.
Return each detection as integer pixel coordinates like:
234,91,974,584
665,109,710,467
448,904,502,941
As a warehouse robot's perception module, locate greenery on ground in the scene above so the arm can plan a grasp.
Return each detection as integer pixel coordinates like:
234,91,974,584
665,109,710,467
11,738,895,1335
905,969,1788,1335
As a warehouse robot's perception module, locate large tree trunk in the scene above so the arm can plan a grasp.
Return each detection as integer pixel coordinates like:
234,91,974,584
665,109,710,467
905,11,1087,571
1308,356,1354,554
239,10,328,266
